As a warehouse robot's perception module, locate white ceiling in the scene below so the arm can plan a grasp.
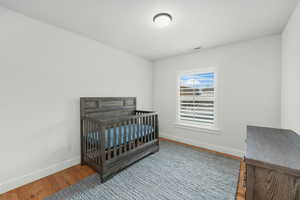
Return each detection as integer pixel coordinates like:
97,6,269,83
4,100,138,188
0,0,298,61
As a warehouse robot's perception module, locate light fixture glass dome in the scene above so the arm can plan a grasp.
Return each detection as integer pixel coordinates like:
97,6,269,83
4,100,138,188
153,13,172,28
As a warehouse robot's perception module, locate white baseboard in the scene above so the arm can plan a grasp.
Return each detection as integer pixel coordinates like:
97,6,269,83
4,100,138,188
0,156,81,194
160,132,245,158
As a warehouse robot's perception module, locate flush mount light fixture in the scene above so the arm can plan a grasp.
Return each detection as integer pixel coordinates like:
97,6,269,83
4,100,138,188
153,13,172,28
194,46,202,50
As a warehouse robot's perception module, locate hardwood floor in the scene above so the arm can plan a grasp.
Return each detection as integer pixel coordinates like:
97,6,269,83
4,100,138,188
236,162,246,200
0,165,95,200
160,137,242,161
0,141,246,200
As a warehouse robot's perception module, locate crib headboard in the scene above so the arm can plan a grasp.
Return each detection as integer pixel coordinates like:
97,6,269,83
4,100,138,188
80,97,136,118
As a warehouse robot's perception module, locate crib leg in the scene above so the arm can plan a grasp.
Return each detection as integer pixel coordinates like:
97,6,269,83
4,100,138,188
100,177,105,183
150,145,160,155
81,156,86,166
100,174,110,183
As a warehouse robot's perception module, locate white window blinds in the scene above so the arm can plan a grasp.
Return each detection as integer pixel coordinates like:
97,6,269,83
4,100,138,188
178,71,216,127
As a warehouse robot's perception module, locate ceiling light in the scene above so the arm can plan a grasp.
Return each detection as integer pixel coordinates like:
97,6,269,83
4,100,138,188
194,46,202,50
153,13,172,28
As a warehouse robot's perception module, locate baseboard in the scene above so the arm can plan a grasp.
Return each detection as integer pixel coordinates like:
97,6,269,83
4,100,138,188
160,132,245,158
0,156,81,194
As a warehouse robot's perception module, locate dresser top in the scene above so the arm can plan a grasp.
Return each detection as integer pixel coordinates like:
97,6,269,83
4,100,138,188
246,126,300,172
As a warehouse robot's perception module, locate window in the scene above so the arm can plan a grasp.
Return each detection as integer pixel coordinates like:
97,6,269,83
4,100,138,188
177,69,217,129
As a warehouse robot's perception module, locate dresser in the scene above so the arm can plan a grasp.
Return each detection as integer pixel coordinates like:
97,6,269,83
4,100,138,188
245,126,300,200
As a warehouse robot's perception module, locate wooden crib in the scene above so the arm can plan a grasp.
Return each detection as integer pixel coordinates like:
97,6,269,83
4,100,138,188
80,97,159,182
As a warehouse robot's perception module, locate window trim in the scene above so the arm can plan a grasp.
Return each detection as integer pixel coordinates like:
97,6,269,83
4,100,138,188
176,68,219,132
174,122,220,134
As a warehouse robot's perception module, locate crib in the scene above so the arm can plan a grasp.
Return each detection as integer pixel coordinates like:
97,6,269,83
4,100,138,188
80,97,159,182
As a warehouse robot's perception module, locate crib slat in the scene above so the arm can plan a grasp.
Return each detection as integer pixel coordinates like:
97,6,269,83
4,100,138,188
129,119,133,150
147,116,150,142
143,116,146,143
87,120,90,159
149,115,152,141
132,118,135,149
143,116,147,143
144,116,147,143
141,116,144,143
135,118,140,147
132,119,137,149
85,120,88,158
91,120,94,153
90,120,94,160
118,122,122,155
107,125,112,160
80,118,84,164
135,118,138,148
91,120,94,160
131,118,135,150
93,121,96,163
150,115,154,141
92,121,95,158
136,118,139,147
94,121,98,161
140,116,143,144
86,120,89,159
83,120,87,162
95,122,98,160
149,115,152,142
127,120,130,151
133,118,136,148
152,115,155,140
89,120,92,158
96,123,100,164
140,117,143,144
151,115,154,141
95,123,98,164
155,114,159,139
94,122,97,160
124,120,127,153
137,117,140,146
134,118,138,148
152,115,155,141
98,124,102,164
99,125,106,163
148,116,151,142
146,116,149,143
113,124,117,158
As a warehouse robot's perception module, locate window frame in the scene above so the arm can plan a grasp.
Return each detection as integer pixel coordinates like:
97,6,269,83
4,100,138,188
176,68,219,132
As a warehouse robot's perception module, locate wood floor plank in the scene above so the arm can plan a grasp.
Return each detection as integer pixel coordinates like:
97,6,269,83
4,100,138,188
236,162,246,200
160,137,243,161
0,192,19,200
0,165,96,200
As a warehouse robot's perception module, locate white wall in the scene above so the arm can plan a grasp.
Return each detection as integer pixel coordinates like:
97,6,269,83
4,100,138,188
153,35,282,156
282,2,300,134
0,7,152,193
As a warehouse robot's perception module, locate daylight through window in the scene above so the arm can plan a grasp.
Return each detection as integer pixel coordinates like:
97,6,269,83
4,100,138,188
178,70,216,127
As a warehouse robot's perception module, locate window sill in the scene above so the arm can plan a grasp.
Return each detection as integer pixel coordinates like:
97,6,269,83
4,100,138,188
174,122,220,134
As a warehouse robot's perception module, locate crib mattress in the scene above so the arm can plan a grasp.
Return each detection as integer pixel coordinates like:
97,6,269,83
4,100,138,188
85,124,153,149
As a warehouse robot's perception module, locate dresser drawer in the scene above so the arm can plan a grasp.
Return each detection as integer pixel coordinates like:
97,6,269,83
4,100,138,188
245,126,300,200
245,163,300,200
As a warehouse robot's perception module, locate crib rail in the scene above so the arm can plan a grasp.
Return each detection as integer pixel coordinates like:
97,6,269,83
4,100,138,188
81,111,159,171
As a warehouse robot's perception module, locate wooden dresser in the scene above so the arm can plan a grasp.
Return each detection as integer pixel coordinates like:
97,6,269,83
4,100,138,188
245,126,300,200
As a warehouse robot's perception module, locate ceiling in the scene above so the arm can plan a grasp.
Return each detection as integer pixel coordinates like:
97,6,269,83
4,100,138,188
0,0,298,61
